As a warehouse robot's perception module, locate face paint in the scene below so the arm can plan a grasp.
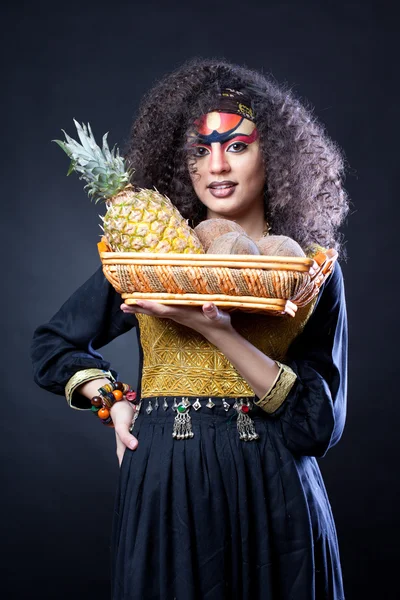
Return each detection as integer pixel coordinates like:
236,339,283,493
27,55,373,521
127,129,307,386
188,110,265,225
192,112,258,148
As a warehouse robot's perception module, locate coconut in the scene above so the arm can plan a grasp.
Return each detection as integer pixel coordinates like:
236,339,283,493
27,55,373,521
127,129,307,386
207,232,261,255
256,235,305,257
194,219,245,252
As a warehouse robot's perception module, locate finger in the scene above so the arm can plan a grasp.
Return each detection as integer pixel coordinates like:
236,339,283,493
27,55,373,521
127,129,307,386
121,300,170,317
120,304,158,317
115,424,139,451
202,303,221,320
120,303,140,313
111,402,138,450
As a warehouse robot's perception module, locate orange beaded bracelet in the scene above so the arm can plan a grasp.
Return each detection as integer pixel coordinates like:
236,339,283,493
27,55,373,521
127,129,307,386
91,381,137,426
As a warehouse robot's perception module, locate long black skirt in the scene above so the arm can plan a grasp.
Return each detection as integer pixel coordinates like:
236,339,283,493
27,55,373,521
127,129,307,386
111,397,344,600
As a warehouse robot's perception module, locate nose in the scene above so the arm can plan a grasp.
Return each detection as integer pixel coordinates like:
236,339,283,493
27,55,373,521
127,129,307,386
209,143,230,174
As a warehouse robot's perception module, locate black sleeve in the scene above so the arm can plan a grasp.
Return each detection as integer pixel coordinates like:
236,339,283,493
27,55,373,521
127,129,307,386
31,266,138,396
272,261,348,458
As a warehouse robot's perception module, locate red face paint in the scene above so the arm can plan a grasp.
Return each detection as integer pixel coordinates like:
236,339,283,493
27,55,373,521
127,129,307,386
195,113,243,136
192,112,258,149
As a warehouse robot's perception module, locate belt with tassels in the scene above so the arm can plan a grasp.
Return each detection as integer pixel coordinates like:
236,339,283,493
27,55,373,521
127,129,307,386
130,395,260,442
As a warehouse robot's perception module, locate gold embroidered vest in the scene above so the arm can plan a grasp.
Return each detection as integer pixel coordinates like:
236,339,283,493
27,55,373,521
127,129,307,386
137,298,316,397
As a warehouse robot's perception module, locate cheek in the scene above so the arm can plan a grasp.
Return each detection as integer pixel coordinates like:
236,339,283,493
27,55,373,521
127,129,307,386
190,173,202,195
189,158,206,179
187,162,202,189
253,166,265,190
249,151,265,188
243,154,265,188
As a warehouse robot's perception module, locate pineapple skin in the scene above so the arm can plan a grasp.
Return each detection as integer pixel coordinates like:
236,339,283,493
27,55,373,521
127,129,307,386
103,186,203,254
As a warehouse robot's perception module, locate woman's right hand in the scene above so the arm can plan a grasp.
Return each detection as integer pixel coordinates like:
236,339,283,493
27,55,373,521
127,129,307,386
111,400,139,466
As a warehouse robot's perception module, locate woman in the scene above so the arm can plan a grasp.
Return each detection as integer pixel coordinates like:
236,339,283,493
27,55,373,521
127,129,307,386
32,58,348,599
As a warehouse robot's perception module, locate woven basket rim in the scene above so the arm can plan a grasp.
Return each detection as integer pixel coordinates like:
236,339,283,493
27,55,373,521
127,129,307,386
99,251,315,265
121,295,296,316
98,251,320,274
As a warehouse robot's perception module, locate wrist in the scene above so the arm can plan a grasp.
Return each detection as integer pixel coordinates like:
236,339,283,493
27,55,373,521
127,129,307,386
76,377,113,400
90,381,138,427
110,399,135,417
202,322,237,345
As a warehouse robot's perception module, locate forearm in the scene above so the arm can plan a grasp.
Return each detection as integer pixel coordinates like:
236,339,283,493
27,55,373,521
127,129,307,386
205,326,280,398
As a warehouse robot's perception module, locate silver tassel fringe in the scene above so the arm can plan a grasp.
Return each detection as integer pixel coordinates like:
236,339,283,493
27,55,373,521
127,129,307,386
235,400,259,441
172,399,194,439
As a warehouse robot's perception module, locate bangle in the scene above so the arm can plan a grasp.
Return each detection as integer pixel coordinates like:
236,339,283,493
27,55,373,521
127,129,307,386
90,381,138,426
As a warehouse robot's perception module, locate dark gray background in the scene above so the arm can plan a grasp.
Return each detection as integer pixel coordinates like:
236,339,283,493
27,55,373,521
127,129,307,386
3,1,398,598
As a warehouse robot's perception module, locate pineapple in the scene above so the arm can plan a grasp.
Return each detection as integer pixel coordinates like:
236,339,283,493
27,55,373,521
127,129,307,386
54,120,203,253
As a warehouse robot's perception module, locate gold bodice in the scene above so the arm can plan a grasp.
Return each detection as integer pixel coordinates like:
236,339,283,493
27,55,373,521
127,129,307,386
137,299,316,397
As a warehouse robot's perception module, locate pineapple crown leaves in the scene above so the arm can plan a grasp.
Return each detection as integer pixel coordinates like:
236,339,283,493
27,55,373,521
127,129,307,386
53,119,134,203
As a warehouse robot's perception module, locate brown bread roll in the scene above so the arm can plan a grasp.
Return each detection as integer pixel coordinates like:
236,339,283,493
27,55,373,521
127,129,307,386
194,219,245,252
256,235,306,257
207,232,261,255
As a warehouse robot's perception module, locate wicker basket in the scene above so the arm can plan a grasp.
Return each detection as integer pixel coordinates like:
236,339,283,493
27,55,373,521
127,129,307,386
98,240,337,316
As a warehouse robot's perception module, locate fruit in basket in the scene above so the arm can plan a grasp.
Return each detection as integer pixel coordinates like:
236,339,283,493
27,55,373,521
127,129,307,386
194,218,245,251
207,232,261,255
54,120,203,253
256,235,305,257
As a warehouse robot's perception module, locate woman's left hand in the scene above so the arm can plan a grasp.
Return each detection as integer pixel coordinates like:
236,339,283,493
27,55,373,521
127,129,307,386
120,300,232,338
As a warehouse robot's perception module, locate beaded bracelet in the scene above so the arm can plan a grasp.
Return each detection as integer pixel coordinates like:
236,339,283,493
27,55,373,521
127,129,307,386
91,381,138,426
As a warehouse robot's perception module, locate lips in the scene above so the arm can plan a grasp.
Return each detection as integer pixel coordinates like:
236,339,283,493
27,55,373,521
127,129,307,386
207,181,237,198
208,181,237,189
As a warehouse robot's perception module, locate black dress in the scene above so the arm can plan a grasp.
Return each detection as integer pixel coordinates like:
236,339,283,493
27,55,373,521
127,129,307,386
31,262,347,600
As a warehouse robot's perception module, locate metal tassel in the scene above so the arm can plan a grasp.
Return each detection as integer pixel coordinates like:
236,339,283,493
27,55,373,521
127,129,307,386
172,401,194,439
235,400,259,442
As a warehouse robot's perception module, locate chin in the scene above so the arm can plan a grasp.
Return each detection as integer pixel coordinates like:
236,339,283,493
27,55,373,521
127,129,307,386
207,206,239,218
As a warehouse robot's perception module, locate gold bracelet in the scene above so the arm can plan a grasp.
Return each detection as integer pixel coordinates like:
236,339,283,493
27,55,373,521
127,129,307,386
255,361,297,414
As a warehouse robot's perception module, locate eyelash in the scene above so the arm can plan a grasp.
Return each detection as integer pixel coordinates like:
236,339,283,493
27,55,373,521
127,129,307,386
229,142,248,153
193,146,209,157
193,142,248,158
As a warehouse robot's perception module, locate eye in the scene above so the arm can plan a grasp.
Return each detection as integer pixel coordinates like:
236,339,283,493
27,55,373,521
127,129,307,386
192,145,210,158
227,141,248,153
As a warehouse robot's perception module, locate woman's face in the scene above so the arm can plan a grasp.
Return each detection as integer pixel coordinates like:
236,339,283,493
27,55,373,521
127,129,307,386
188,112,265,220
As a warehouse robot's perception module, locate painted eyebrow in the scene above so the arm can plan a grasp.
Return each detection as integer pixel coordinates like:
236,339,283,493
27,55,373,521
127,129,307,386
193,130,258,148
221,134,255,149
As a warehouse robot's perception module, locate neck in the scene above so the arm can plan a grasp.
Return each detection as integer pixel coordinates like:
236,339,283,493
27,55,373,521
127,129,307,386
206,205,266,242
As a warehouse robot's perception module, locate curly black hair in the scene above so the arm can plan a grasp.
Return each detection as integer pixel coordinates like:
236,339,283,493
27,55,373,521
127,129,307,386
125,58,349,253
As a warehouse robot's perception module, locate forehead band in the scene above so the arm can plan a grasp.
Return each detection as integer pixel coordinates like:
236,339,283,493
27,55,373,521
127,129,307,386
211,88,255,122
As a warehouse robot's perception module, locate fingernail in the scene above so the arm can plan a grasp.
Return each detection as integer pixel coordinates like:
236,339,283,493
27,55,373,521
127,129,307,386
129,440,137,450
